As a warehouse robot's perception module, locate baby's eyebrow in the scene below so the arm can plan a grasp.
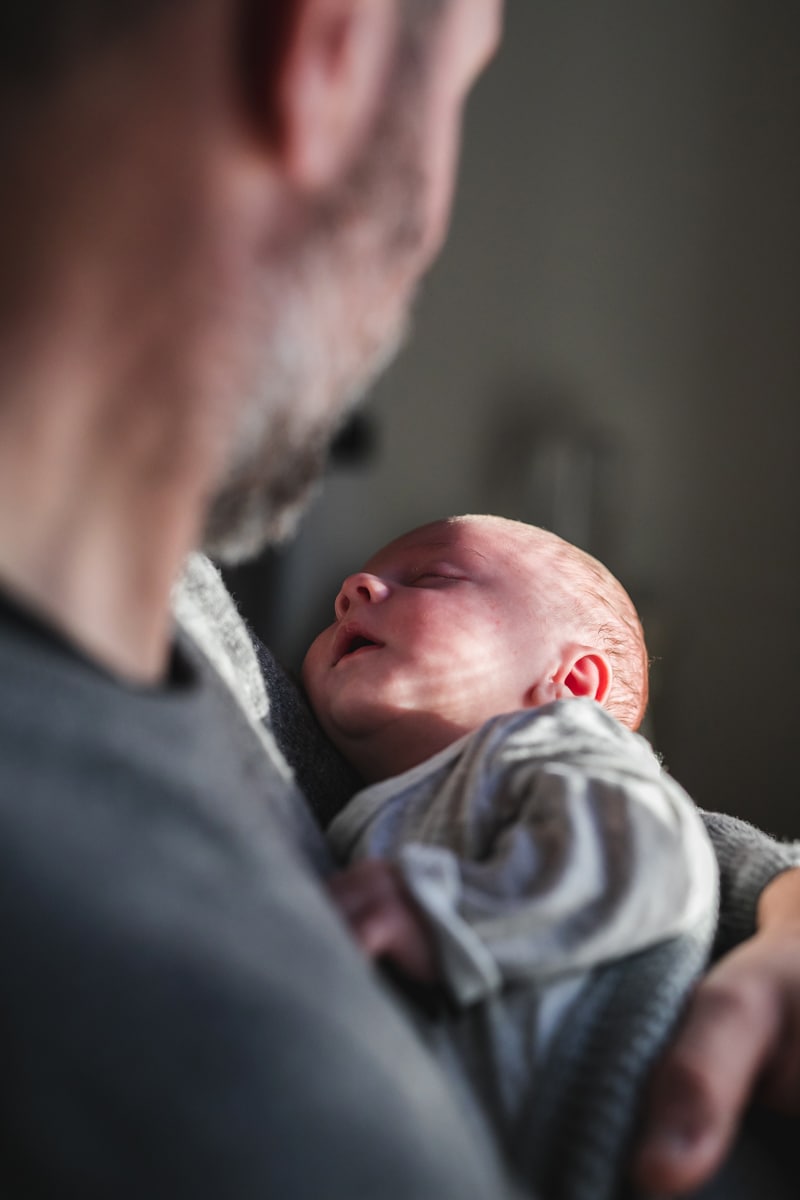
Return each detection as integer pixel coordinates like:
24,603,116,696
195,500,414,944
364,541,488,574
408,541,488,562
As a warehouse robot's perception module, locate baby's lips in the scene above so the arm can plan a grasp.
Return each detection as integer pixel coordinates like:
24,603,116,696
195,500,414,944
332,622,383,666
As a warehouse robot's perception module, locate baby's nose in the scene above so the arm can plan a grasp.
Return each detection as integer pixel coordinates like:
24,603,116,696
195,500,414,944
334,572,390,619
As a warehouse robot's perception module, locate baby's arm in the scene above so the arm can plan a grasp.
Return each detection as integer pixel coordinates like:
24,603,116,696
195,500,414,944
328,858,441,983
357,701,718,1007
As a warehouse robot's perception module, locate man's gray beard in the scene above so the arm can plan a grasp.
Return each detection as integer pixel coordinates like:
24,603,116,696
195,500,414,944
203,292,409,563
202,42,429,566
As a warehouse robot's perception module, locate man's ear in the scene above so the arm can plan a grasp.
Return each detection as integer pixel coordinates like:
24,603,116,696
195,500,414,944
525,648,613,709
247,0,399,188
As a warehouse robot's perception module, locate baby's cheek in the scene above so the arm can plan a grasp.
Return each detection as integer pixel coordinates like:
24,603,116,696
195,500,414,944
300,641,327,711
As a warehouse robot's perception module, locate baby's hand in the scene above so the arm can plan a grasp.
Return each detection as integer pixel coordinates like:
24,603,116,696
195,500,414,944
329,859,441,984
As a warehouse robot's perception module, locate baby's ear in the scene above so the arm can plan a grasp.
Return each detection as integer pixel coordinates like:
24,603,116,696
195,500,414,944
524,648,613,709
562,649,612,705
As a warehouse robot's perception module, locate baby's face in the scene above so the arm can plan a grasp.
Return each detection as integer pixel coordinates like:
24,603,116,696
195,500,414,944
302,519,562,754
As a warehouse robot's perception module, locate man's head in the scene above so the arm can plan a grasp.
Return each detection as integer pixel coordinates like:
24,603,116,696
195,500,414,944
205,0,504,558
302,515,648,781
0,0,501,562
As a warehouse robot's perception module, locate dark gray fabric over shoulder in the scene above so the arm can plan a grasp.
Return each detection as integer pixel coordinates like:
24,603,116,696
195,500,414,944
520,920,713,1200
174,552,362,833
0,595,515,1199
255,638,364,832
700,810,800,956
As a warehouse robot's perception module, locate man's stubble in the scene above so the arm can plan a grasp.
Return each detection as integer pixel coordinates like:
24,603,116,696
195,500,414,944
203,37,432,565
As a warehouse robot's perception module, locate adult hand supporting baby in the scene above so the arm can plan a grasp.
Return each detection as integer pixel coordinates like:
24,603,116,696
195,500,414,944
633,866,800,1194
329,860,442,985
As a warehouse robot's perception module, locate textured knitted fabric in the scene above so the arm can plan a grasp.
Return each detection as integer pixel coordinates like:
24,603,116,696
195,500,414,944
174,552,268,723
255,641,364,831
519,922,713,1200
700,809,800,956
174,555,334,872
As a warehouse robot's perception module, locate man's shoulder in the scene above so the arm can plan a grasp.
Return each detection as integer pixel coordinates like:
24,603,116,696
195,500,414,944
0,611,511,1200
0,607,300,864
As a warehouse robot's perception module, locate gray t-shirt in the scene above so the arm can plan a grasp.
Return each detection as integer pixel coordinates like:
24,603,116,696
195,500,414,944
0,585,515,1198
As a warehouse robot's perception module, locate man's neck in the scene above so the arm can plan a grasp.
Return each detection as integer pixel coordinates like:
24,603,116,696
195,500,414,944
0,29,290,682
0,344,220,684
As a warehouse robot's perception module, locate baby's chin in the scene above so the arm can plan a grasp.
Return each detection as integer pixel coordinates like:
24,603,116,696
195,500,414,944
315,693,401,756
317,704,378,749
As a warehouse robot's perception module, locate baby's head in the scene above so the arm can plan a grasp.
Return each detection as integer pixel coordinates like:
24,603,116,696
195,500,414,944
302,515,648,782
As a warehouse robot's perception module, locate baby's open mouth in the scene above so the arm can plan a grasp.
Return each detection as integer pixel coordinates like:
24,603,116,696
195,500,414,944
344,635,376,655
333,627,383,665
